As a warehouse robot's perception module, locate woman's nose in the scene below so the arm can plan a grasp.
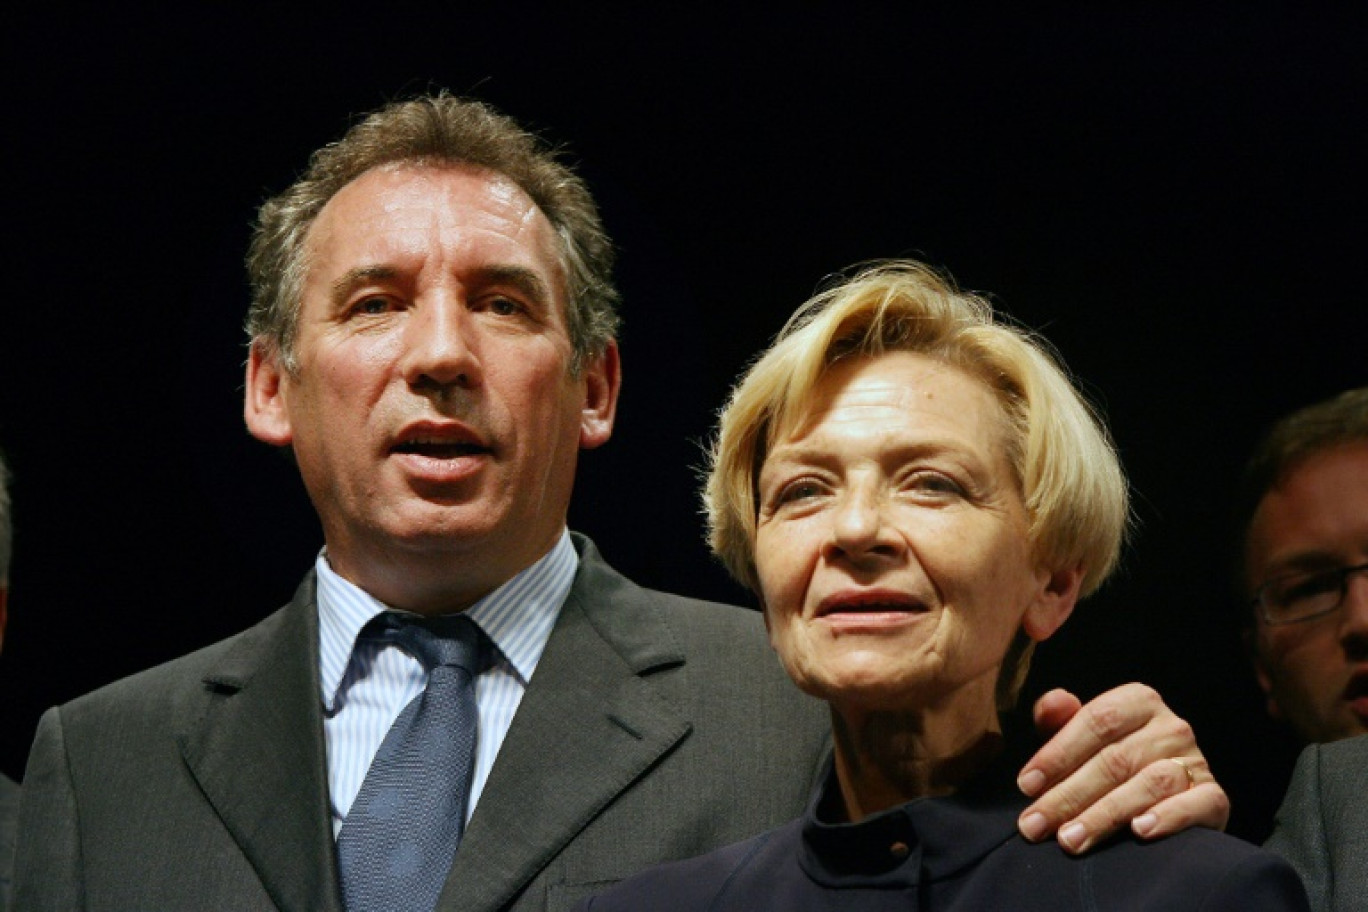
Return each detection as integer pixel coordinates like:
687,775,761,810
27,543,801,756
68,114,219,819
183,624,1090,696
827,489,900,563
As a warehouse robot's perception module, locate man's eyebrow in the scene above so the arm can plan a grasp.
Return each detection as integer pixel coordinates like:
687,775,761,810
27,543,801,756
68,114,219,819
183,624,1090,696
330,265,399,305
1265,550,1345,579
326,263,557,309
474,265,554,306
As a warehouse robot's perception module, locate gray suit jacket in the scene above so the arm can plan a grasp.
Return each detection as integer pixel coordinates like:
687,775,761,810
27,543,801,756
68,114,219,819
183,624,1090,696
13,535,830,911
0,772,18,912
1265,734,1368,912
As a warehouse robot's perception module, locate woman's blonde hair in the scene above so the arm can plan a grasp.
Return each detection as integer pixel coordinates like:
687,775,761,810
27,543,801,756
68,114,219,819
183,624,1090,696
703,261,1130,706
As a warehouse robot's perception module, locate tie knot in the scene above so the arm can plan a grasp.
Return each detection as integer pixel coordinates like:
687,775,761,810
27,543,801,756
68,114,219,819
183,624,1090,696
370,613,484,675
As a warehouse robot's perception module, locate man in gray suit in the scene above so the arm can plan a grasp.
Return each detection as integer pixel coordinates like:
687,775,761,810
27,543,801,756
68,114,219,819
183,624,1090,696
14,94,1228,912
0,451,16,911
1240,388,1368,912
1264,735,1367,912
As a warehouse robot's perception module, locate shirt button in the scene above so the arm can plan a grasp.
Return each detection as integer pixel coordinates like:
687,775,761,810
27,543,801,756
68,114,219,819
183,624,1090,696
889,841,910,859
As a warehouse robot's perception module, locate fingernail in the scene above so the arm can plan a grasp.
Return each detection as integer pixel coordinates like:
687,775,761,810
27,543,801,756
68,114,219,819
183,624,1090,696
1059,823,1087,852
1018,812,1049,842
1017,768,1046,796
1132,813,1157,837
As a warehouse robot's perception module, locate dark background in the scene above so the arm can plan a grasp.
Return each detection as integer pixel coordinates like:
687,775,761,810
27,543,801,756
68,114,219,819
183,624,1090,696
1,7,1364,840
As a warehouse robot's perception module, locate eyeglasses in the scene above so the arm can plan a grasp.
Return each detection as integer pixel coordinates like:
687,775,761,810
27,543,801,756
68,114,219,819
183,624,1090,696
1252,560,1368,626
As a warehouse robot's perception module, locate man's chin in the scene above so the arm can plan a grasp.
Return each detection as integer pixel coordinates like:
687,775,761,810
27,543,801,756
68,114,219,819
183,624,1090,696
1342,706,1368,741
1301,711,1368,745
379,518,503,551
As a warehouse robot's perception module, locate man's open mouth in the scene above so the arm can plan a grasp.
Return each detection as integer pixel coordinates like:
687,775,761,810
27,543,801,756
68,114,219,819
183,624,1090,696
392,440,490,458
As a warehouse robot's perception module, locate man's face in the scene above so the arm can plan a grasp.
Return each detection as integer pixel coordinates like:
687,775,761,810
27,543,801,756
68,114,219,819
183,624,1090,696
245,164,619,613
1248,441,1368,743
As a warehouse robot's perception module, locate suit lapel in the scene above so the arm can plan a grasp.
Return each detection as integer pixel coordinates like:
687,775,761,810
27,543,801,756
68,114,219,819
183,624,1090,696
179,575,344,912
440,540,692,912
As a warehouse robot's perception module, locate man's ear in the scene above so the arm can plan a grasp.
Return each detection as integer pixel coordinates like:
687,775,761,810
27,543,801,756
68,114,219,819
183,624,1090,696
244,342,294,446
1021,564,1084,643
1249,633,1285,721
579,339,621,451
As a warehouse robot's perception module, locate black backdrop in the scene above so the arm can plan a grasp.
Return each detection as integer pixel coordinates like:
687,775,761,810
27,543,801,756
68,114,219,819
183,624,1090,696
2,7,1364,840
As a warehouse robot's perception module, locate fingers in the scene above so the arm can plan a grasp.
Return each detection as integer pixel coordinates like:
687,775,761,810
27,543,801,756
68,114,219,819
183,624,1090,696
1018,683,1166,803
1031,687,1084,738
1130,782,1231,839
1015,682,1229,853
1042,755,1225,854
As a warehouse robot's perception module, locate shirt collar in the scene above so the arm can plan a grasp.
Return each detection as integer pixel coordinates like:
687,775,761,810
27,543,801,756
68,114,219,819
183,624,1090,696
317,529,579,711
798,742,1027,889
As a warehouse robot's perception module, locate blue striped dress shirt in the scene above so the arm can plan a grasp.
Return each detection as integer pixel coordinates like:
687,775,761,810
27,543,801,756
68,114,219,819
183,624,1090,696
317,530,578,836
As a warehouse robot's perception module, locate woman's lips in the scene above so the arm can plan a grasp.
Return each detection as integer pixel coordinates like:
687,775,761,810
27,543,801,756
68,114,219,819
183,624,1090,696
815,590,928,630
816,589,926,616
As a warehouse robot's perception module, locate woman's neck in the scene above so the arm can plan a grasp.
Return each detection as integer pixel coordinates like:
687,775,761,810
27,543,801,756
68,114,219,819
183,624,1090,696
829,699,1004,823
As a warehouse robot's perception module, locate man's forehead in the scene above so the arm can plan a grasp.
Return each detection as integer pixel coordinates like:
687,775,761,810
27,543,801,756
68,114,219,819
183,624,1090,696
303,163,566,289
1265,443,1368,520
314,163,542,235
1248,442,1368,576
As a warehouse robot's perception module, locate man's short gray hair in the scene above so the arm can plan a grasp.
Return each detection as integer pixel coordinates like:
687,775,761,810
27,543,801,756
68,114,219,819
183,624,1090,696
245,93,620,375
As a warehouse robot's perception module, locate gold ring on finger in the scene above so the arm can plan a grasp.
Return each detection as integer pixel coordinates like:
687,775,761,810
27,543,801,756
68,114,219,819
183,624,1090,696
1168,757,1196,791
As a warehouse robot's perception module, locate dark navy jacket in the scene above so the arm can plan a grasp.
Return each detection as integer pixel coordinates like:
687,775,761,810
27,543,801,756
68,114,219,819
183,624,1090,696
578,750,1309,912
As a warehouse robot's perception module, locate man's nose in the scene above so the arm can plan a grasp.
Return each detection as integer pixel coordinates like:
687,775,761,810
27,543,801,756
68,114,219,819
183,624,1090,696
1339,565,1368,652
401,298,481,391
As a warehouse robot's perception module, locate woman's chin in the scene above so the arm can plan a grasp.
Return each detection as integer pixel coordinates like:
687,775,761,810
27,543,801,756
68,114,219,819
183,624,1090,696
797,663,1001,726
805,670,935,716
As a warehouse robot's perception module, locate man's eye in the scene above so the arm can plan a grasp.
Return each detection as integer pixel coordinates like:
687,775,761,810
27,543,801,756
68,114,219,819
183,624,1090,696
351,296,393,316
487,296,523,316
1279,572,1341,603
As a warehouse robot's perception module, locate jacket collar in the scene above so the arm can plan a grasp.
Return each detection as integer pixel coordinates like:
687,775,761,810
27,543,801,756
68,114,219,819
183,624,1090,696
800,736,1030,889
179,575,344,912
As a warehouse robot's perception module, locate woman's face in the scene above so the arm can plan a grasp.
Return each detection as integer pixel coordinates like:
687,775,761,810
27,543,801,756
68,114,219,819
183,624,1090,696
755,351,1073,720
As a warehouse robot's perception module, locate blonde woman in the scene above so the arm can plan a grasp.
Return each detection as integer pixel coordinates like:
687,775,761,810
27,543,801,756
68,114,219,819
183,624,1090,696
580,262,1307,911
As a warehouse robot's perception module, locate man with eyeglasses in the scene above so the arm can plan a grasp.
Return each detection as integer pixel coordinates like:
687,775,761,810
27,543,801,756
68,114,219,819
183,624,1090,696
1239,386,1368,912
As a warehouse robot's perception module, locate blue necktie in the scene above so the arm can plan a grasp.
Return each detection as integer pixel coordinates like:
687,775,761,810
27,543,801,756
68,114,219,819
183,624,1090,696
337,614,484,912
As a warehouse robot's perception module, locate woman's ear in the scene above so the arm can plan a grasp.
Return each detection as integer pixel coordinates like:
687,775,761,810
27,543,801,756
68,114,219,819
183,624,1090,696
1021,564,1084,643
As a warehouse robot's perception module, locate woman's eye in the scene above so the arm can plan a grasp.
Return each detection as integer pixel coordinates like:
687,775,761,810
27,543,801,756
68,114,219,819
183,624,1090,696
908,472,964,497
776,481,824,505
